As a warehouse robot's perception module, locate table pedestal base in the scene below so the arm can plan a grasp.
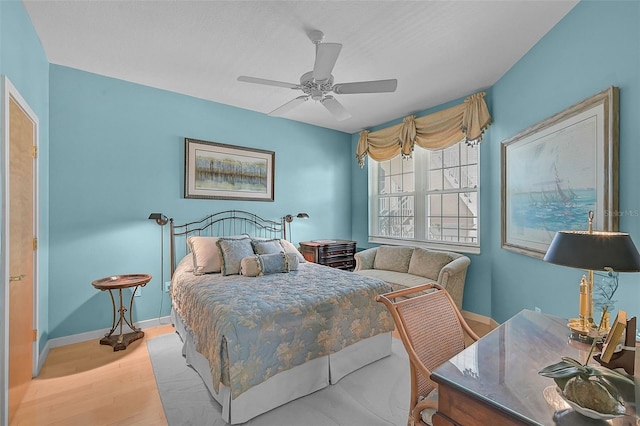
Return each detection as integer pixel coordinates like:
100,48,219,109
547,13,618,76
100,330,145,351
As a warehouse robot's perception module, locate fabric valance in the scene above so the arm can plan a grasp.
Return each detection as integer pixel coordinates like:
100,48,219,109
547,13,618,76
356,92,491,167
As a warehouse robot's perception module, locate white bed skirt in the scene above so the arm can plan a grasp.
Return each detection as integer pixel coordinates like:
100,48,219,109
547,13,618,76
171,308,392,424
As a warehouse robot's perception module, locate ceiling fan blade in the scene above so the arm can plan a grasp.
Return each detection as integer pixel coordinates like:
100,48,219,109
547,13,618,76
321,96,351,121
238,76,299,89
333,79,398,94
268,96,309,116
313,43,342,82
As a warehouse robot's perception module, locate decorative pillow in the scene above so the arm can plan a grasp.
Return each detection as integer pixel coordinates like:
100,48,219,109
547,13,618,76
216,237,254,276
279,239,306,262
408,248,454,280
188,236,222,275
373,246,414,273
260,253,290,274
251,239,284,255
188,235,248,275
285,252,300,270
240,253,296,277
240,255,263,277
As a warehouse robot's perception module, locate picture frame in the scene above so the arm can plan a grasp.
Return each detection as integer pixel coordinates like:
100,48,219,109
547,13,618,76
600,310,626,363
184,138,275,201
501,86,619,259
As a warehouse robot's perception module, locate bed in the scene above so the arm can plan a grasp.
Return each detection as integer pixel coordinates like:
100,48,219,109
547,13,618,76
168,210,395,424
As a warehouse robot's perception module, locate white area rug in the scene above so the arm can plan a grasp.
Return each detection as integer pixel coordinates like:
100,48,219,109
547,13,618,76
147,332,410,425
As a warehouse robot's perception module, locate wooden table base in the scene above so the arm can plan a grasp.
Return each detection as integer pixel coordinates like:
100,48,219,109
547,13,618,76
100,330,145,351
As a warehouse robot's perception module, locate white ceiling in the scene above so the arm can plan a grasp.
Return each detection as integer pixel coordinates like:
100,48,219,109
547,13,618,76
23,0,578,134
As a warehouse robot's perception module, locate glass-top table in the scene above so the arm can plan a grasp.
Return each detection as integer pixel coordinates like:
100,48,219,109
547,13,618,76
430,309,638,425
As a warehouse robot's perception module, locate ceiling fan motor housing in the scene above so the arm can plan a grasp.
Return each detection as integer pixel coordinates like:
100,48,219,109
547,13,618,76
300,71,334,100
308,30,325,44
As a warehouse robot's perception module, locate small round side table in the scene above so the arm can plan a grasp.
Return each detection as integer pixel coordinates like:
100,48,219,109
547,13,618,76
92,274,152,351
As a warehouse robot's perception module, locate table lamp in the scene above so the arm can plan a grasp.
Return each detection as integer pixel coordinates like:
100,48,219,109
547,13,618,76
543,212,640,341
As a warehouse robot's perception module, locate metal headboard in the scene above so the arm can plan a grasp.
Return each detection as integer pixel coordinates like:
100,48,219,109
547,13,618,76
170,209,285,277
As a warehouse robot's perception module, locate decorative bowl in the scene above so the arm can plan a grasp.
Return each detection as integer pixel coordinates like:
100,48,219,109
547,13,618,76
555,386,625,420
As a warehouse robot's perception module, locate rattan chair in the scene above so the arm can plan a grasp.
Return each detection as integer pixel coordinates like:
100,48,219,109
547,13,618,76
377,283,479,426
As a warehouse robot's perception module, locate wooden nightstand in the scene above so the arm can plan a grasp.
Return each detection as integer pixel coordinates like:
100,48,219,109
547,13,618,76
299,240,356,271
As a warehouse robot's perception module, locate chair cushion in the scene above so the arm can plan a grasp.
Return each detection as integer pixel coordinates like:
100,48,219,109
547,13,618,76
373,246,414,273
408,248,454,280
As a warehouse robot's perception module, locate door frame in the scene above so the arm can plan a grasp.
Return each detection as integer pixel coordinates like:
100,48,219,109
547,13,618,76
1,75,40,426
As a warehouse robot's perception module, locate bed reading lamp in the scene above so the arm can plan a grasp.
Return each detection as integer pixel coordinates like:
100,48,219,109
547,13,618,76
543,212,640,341
284,213,309,241
148,213,169,297
285,212,309,222
148,213,168,226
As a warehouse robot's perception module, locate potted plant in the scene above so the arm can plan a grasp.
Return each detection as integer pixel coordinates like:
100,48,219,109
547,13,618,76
539,307,634,418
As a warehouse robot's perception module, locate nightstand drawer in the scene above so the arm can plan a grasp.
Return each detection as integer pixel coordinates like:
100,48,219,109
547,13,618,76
318,245,355,259
324,259,355,270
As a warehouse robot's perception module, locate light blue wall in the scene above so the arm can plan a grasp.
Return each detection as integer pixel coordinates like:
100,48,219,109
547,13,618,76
48,65,352,338
352,0,640,323
18,0,640,343
489,0,640,323
0,0,50,351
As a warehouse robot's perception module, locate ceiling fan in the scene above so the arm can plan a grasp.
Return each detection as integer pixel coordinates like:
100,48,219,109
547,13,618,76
237,30,397,121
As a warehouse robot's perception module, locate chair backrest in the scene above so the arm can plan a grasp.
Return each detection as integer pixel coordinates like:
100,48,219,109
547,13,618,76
377,283,478,405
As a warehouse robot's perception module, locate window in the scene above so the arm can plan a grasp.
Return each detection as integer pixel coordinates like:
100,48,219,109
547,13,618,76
368,141,479,253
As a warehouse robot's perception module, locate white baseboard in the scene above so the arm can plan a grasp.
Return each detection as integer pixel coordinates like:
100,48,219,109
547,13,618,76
36,316,172,375
462,310,499,328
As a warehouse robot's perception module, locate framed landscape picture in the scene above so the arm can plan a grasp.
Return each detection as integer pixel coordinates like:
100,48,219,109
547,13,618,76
184,138,275,201
501,87,619,259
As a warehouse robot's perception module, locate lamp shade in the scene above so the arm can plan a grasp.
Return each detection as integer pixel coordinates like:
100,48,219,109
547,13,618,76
148,213,168,226
543,230,640,272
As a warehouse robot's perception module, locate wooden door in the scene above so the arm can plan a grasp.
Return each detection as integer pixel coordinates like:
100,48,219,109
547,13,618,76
8,95,35,422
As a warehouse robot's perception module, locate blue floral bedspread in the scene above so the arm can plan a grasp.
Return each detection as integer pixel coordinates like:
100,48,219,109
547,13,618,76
171,257,394,398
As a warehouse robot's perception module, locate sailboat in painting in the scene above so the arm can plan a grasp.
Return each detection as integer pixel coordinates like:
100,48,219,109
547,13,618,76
514,162,596,233
528,164,577,207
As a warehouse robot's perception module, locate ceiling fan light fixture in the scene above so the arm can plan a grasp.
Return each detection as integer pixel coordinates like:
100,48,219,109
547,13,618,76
311,89,324,101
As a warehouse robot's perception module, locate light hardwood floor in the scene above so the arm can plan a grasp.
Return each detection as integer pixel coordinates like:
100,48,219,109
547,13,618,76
11,324,175,426
11,319,494,426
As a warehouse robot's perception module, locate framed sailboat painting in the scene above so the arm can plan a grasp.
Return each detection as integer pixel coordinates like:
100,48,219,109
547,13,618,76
501,86,619,259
